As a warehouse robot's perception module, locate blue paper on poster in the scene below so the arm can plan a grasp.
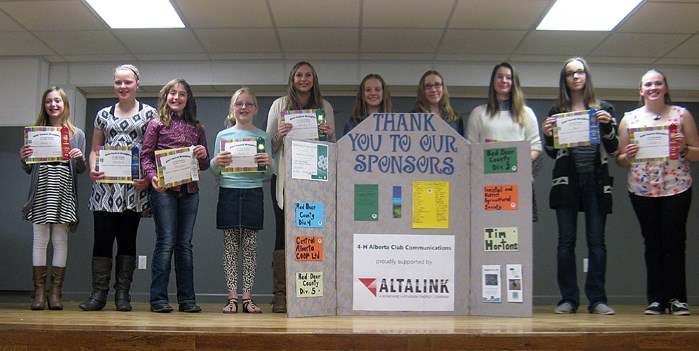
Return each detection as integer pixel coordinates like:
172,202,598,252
295,202,325,228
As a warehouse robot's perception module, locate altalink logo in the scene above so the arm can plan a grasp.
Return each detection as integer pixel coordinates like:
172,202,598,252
359,277,449,296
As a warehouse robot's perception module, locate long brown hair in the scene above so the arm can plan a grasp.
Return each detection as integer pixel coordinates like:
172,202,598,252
156,78,201,128
554,57,600,112
284,61,324,110
414,70,458,122
35,86,76,135
350,74,394,124
486,62,527,127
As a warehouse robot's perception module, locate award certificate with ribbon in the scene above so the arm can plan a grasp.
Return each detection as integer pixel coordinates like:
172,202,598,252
281,109,327,141
220,137,266,173
23,126,70,164
552,109,600,148
96,146,140,183
629,124,679,162
154,147,200,188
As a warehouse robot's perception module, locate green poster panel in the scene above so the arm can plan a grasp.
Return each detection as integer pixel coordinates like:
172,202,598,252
354,184,379,221
484,147,518,174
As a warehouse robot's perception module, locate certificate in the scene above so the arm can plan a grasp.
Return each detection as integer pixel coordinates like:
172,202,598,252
629,124,679,162
281,109,327,141
154,147,200,188
96,146,140,183
23,126,70,164
552,109,600,148
220,137,266,173
291,140,328,181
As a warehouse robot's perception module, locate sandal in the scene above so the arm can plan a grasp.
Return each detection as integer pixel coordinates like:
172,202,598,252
242,299,262,313
222,298,238,314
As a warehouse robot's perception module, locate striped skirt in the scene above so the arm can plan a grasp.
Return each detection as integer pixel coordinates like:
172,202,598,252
26,164,76,225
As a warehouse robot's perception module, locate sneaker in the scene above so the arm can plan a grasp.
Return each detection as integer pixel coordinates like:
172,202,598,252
150,303,174,313
591,303,615,315
669,299,690,316
554,302,576,314
644,302,665,315
178,302,202,313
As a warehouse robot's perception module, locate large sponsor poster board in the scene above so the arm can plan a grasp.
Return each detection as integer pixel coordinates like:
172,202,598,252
337,113,470,316
353,234,455,311
284,141,337,318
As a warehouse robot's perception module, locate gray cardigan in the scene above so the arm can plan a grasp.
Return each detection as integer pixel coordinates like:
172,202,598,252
21,128,87,232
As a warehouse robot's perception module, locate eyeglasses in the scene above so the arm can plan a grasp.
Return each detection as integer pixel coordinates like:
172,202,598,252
423,82,443,90
565,70,586,79
234,102,256,108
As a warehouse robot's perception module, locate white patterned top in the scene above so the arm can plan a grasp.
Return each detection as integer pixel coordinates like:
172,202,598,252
88,103,156,213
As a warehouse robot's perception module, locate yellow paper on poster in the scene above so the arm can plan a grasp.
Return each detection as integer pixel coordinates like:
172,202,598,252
295,271,323,297
412,181,449,229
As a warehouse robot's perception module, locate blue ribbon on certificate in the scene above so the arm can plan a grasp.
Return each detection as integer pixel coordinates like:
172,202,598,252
588,109,600,145
131,146,140,181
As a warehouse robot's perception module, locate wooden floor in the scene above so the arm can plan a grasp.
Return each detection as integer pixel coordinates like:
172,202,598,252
0,302,698,350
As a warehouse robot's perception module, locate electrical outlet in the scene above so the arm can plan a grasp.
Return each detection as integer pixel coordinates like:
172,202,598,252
583,258,588,273
138,255,147,270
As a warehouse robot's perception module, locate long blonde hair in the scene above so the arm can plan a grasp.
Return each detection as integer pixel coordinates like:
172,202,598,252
414,70,458,122
284,61,324,110
225,87,259,128
639,68,672,106
35,86,76,135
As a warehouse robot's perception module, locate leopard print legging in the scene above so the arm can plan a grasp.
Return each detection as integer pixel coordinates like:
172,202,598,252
223,228,257,293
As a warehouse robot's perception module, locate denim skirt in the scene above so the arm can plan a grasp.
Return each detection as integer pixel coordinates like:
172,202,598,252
216,187,264,230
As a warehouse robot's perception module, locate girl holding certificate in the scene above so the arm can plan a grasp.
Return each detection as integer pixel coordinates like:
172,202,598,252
141,78,210,313
541,58,619,315
266,61,335,313
344,74,394,134
617,69,699,316
413,70,463,136
80,64,156,312
20,86,86,310
211,88,273,313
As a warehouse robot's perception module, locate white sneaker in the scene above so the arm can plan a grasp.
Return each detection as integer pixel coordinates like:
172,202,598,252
591,303,615,315
554,302,576,314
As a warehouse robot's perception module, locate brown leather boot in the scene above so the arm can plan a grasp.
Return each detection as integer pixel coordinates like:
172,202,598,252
271,250,286,313
48,266,65,310
31,266,47,310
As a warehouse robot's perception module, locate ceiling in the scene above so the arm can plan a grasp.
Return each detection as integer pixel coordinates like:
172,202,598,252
1,0,698,66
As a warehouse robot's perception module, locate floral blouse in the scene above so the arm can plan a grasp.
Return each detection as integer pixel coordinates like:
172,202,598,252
625,106,692,197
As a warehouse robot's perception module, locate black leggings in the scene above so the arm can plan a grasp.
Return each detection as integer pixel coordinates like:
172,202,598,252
92,210,141,257
629,189,691,304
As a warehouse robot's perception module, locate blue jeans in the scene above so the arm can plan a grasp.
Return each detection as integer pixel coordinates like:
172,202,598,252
556,173,608,312
149,189,199,305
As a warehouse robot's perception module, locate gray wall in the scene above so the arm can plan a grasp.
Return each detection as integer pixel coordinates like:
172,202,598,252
2,95,698,306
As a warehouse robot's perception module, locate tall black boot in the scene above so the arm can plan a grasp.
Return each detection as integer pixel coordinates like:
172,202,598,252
79,257,112,311
114,255,136,312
